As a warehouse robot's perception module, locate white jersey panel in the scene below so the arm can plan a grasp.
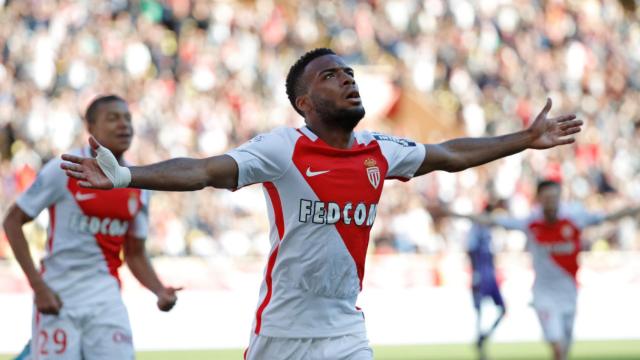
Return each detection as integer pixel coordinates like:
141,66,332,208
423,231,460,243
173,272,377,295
130,190,150,239
16,158,66,218
261,164,364,337
226,127,297,189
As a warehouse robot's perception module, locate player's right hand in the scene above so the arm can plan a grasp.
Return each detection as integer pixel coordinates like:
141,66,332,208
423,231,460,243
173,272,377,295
61,136,130,189
33,282,63,315
156,286,182,312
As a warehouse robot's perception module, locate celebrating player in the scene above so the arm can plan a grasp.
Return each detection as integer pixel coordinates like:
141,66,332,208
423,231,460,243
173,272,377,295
452,180,640,360
60,49,582,359
3,95,180,360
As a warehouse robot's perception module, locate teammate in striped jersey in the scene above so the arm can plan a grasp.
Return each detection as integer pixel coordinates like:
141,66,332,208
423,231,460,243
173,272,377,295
61,49,582,360
3,95,180,360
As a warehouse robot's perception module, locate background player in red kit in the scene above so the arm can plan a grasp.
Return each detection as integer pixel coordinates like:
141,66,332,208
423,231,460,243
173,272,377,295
61,49,582,360
3,95,180,359
451,180,640,360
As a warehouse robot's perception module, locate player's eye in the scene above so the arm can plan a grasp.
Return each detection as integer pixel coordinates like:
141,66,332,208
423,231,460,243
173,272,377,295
324,73,334,79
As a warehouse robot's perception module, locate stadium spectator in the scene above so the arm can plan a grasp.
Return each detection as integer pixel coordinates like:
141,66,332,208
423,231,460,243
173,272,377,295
1,0,640,257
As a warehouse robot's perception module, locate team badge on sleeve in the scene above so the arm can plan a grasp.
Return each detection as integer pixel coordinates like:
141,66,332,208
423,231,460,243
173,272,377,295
364,158,380,189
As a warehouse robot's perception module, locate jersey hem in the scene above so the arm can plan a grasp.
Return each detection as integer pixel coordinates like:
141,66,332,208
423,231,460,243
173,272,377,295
258,322,367,338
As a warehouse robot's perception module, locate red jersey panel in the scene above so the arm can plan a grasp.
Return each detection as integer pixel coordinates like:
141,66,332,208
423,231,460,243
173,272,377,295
227,126,425,338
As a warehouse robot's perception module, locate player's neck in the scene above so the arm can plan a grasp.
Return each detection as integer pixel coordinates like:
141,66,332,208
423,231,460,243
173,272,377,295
543,211,558,223
305,123,354,149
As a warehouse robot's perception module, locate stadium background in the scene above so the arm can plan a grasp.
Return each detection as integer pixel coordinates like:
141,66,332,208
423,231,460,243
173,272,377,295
1,0,639,358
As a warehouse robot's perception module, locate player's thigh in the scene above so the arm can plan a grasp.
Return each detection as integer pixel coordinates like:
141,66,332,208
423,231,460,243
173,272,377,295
245,334,311,360
471,288,482,310
81,300,134,360
562,308,577,341
535,306,563,343
312,332,373,360
486,279,505,308
245,332,372,360
31,310,81,360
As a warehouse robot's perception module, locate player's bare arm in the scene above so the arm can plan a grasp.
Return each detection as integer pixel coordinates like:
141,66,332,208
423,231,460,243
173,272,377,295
123,234,181,312
2,204,63,315
415,98,582,176
600,205,640,223
61,136,239,190
438,206,495,226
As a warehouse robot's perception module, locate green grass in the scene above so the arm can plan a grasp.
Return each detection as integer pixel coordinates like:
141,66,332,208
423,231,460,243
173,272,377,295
2,340,638,359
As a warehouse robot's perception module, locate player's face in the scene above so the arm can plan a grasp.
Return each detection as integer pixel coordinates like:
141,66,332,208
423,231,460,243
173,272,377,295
302,54,365,131
88,100,133,157
537,185,561,220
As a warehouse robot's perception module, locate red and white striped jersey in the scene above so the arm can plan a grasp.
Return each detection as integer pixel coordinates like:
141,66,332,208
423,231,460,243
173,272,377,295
16,147,149,307
496,204,603,307
226,126,425,338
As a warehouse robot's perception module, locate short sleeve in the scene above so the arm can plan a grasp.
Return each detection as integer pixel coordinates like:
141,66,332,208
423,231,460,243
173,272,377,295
494,216,528,231
225,129,293,189
570,210,605,229
373,133,426,180
16,158,66,218
130,190,150,239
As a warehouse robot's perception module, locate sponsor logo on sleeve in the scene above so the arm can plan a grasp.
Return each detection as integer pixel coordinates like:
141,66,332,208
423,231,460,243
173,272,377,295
373,133,416,147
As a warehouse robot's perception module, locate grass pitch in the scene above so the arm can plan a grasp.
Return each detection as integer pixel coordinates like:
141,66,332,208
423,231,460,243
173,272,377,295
2,340,638,359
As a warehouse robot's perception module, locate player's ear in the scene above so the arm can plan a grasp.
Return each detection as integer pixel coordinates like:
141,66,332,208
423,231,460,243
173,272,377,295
86,119,95,135
296,95,311,115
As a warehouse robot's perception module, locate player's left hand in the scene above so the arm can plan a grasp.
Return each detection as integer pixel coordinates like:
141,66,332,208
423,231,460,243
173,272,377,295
156,286,182,312
527,98,583,149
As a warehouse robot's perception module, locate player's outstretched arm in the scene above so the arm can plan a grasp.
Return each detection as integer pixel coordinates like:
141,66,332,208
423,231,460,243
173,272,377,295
442,208,494,226
415,98,582,176
61,137,238,190
601,205,640,223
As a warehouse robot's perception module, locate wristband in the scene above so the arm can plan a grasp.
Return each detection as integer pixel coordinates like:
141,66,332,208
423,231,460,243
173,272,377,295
95,146,132,188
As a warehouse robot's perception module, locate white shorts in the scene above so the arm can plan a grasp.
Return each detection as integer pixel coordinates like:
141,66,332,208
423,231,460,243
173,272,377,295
245,331,373,360
534,305,576,344
30,299,134,360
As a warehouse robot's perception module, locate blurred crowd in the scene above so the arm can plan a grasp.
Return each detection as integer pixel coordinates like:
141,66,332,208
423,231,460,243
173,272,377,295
2,0,640,260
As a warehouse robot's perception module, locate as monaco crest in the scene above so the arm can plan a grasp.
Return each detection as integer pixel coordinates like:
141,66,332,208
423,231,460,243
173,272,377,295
364,158,380,189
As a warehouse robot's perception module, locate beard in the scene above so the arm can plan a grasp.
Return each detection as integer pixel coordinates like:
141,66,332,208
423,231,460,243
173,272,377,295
311,95,366,132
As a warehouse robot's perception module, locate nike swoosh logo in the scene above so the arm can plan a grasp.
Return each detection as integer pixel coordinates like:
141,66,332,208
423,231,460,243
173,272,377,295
75,192,96,201
306,167,330,177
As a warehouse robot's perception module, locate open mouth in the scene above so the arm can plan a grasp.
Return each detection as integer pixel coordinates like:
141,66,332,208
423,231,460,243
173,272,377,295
345,90,361,100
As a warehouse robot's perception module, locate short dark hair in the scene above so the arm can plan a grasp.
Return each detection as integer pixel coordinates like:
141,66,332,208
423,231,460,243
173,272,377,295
536,179,561,194
285,48,336,116
85,95,126,124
